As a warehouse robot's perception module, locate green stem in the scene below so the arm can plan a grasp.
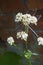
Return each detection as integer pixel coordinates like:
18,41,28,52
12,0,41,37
28,59,32,65
25,40,28,51
25,25,29,51
13,43,21,51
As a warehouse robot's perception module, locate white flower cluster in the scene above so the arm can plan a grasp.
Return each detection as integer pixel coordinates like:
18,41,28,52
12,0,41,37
15,12,38,26
37,37,43,45
15,13,23,22
7,36,14,45
17,31,28,41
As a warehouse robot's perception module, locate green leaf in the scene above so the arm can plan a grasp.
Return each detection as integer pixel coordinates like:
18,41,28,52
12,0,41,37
0,51,22,65
24,50,32,59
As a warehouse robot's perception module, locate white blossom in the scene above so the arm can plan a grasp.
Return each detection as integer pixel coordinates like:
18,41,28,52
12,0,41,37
7,36,14,45
30,16,37,25
17,31,28,41
22,14,31,26
15,12,23,22
37,37,43,45
17,32,22,39
15,12,38,26
21,31,28,41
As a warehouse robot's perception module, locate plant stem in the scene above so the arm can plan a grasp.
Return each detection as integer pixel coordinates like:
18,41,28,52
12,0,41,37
25,40,28,51
28,59,32,65
13,43,21,51
25,26,28,50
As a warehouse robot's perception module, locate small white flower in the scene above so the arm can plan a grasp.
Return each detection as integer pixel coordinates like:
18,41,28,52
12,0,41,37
22,14,31,26
30,16,37,25
17,32,21,39
15,12,23,22
37,37,43,45
7,36,14,45
17,31,28,41
21,31,28,41
22,14,31,19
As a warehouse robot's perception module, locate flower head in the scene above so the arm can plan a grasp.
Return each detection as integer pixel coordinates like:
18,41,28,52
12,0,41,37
17,31,28,41
22,14,31,26
30,16,37,25
17,32,22,39
15,12,23,22
37,37,43,45
7,36,14,45
15,12,38,26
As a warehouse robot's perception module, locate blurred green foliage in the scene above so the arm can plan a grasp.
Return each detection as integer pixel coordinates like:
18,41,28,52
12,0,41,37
0,51,22,65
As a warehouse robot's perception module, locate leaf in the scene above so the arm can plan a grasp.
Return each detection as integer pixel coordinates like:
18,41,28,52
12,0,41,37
24,50,32,59
0,51,22,65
